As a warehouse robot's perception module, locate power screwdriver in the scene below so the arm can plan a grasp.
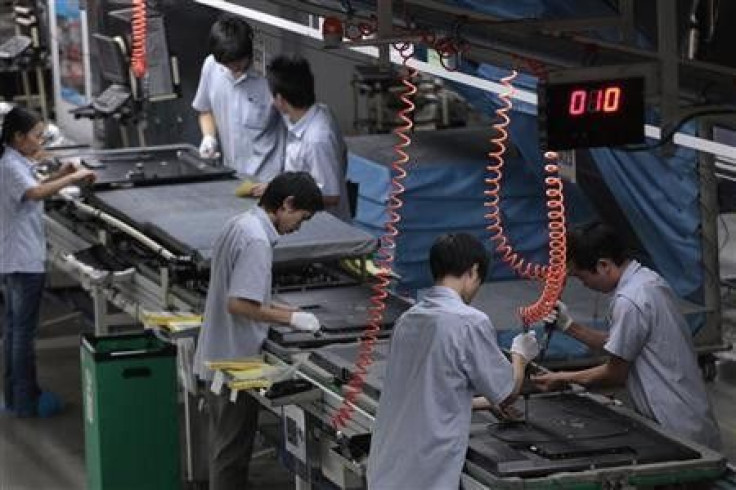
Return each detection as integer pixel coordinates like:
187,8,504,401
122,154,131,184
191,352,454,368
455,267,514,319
523,317,556,422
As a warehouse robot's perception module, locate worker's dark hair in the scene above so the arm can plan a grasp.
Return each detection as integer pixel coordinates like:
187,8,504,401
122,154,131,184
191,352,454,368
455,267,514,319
567,221,630,271
209,13,253,64
266,55,316,109
0,106,42,157
259,171,324,214
429,233,489,282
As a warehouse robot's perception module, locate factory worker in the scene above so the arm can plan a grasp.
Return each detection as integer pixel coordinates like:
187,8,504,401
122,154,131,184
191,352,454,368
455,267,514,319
193,171,324,490
367,233,540,490
533,221,721,451
245,55,350,221
1,106,95,417
193,13,284,180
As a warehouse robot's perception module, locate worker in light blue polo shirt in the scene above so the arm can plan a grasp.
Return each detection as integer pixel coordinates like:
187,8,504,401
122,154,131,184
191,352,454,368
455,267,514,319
367,233,539,490
1,106,95,418
192,14,283,180
260,55,351,221
534,222,722,451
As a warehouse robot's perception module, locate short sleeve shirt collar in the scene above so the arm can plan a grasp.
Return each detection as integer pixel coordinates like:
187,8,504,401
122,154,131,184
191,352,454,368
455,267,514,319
286,104,319,139
615,260,642,295
215,63,255,86
253,206,278,245
423,285,464,305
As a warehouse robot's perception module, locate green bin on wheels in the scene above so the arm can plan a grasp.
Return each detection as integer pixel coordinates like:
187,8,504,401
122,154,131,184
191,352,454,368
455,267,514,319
81,331,180,490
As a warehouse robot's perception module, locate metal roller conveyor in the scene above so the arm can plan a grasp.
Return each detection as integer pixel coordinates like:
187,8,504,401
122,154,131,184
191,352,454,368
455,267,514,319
87,179,376,266
469,394,701,477
465,393,726,487
291,342,726,488
44,145,379,338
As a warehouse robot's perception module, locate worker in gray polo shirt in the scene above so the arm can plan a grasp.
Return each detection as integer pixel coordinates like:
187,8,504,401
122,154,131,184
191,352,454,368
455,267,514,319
192,14,283,180
534,222,721,451
193,172,324,490
367,233,540,490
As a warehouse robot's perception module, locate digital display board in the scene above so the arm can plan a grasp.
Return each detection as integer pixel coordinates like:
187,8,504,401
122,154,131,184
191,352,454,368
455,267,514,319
539,77,645,150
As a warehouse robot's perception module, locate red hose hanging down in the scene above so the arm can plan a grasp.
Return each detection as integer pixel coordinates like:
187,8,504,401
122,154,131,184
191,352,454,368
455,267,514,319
331,44,416,432
483,72,567,326
517,151,567,326
485,71,546,281
130,0,147,78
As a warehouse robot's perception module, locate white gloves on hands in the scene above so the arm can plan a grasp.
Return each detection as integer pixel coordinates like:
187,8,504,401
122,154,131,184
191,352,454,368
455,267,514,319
199,134,218,158
290,312,321,333
511,331,540,361
542,300,573,331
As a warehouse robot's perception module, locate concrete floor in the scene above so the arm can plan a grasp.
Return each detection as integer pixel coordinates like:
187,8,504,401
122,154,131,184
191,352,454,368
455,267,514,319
0,292,295,490
1,215,736,489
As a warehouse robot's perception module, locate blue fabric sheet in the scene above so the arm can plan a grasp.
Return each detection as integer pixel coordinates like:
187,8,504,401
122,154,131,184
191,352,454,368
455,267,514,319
347,127,597,295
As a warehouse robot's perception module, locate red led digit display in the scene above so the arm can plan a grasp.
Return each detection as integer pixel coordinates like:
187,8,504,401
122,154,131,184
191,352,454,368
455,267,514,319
568,86,622,116
569,90,586,115
540,77,645,150
603,86,621,112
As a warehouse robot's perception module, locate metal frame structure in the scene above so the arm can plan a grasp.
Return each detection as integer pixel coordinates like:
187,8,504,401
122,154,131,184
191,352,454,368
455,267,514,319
213,348,729,490
192,0,736,160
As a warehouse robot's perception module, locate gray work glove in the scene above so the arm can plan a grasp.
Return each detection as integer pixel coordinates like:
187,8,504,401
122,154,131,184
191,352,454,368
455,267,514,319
511,331,540,361
289,312,321,333
542,300,573,331
199,134,218,158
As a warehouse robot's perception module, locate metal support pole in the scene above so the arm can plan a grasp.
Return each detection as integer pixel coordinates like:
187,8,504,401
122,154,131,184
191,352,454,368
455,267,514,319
619,0,636,46
119,124,129,148
137,120,147,147
295,476,312,490
160,266,171,309
182,371,195,482
35,65,48,120
91,286,109,335
20,70,32,106
376,0,393,71
656,0,679,153
696,121,723,351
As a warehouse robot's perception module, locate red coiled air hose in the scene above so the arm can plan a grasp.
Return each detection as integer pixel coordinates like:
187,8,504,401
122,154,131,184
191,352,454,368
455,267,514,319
484,71,547,280
130,0,147,79
484,72,567,326
331,44,416,431
517,152,567,326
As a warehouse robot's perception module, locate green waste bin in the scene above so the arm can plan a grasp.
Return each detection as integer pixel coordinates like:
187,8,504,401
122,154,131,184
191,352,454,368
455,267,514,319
81,332,181,490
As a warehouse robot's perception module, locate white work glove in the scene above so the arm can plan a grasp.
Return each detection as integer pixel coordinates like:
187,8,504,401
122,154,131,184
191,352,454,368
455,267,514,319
542,300,573,331
199,134,218,158
511,331,540,362
290,312,321,333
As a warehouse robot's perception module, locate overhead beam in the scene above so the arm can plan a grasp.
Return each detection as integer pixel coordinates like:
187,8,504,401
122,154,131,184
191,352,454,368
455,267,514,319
405,0,626,33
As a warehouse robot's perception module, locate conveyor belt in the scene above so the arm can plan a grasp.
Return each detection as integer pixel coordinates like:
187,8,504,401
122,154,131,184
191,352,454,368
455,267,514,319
87,180,377,264
467,394,701,478
306,343,725,485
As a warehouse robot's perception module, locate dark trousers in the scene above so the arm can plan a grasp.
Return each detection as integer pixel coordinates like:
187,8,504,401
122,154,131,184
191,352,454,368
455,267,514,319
2,272,45,416
206,388,260,490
